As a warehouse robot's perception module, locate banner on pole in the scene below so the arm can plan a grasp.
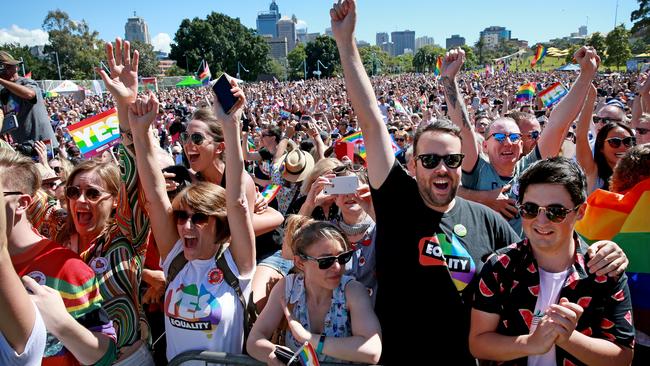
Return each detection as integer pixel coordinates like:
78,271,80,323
68,108,121,158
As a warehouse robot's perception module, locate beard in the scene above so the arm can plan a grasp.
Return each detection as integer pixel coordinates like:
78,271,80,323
416,171,459,209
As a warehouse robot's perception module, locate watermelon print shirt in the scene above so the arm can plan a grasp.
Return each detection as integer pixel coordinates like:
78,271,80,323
77,144,151,352
473,235,635,366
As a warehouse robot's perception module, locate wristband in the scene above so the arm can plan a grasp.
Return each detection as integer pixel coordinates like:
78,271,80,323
316,333,325,354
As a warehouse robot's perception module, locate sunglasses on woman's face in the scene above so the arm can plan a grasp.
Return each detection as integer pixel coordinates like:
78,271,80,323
605,136,636,148
636,127,649,135
299,250,354,270
180,132,210,146
173,210,210,227
65,186,108,202
332,164,365,175
415,153,465,169
518,202,580,223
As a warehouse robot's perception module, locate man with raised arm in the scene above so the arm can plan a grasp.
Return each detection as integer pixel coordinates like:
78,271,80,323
445,46,600,235
330,1,519,363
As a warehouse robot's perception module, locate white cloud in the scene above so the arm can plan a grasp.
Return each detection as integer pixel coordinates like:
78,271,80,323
296,20,308,31
0,25,49,46
151,33,171,53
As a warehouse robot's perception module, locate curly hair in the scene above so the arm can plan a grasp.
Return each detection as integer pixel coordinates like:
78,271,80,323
610,144,650,193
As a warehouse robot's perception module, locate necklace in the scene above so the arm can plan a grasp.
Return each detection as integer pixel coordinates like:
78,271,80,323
337,213,373,236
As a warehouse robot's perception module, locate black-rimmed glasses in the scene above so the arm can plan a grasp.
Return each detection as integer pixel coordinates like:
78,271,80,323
298,250,354,270
414,153,465,169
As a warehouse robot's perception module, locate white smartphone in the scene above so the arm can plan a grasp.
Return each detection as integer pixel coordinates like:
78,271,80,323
324,175,359,195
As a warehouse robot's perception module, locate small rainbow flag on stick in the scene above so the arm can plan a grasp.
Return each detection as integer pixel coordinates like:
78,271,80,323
198,60,211,85
288,342,320,366
433,56,442,76
516,82,536,102
531,44,547,67
576,178,650,314
260,184,281,202
247,136,256,152
537,82,569,108
338,131,400,160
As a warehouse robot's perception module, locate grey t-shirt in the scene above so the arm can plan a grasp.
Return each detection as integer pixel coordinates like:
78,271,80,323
0,77,57,147
461,146,542,235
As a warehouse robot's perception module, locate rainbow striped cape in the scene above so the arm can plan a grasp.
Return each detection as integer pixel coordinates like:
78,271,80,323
531,44,547,67
576,178,650,310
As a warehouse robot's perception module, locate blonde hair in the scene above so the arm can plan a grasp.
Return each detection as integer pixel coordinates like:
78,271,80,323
172,181,230,246
300,158,343,196
291,220,350,257
0,148,40,196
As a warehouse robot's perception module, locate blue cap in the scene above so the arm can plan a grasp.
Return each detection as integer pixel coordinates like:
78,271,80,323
606,99,625,110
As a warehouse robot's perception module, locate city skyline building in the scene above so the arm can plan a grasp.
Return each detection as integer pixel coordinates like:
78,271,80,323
124,12,151,44
415,36,435,51
391,30,415,56
277,16,297,52
256,0,281,37
446,34,466,49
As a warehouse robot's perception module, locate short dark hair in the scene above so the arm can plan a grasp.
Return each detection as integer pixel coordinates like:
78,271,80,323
594,122,634,190
412,119,462,155
518,157,586,206
265,127,282,143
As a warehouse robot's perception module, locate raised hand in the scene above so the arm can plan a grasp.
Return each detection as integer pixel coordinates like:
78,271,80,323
573,46,600,78
441,48,466,80
96,38,139,106
330,0,357,44
127,90,159,135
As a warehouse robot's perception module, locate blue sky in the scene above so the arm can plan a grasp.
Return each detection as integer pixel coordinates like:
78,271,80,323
0,0,639,53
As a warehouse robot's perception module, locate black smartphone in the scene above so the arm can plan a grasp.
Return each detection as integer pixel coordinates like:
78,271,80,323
1,114,19,134
212,73,239,114
274,345,300,365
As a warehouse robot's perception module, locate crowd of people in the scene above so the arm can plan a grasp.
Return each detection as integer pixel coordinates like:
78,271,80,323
0,1,649,365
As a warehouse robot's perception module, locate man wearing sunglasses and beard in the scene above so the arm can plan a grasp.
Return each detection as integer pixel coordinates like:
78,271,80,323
470,157,634,366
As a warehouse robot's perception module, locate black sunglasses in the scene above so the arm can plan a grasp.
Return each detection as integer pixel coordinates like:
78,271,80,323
52,166,62,174
489,132,522,143
173,210,210,227
527,131,540,140
636,127,649,135
299,250,354,270
518,202,581,223
593,116,622,124
3,191,23,196
180,132,211,146
415,153,465,169
605,136,636,148
65,186,108,202
566,131,576,140
42,181,61,189
332,164,365,175
395,138,406,142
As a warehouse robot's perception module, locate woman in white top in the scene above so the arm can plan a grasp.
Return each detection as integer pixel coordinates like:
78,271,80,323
127,82,255,362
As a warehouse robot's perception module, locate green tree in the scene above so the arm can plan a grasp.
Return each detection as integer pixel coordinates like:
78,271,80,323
0,43,55,79
169,12,270,81
267,59,287,81
605,25,632,70
42,10,104,79
390,54,414,74
287,43,306,80
631,0,650,42
460,44,478,69
586,32,607,58
413,45,445,73
304,35,340,79
129,40,159,77
474,38,486,65
630,38,649,54
565,44,581,64
359,46,389,76
164,64,187,76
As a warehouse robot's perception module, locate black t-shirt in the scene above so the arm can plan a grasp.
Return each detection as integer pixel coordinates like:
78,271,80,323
370,161,519,365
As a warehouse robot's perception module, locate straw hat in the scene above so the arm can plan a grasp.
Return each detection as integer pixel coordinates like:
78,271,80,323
282,149,314,183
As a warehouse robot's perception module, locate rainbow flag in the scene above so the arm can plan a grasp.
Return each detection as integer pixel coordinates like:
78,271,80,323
198,60,211,85
289,342,320,366
393,100,407,115
247,136,256,152
516,82,536,102
537,82,568,108
260,184,281,202
576,178,650,311
531,44,547,67
433,56,442,76
339,131,400,160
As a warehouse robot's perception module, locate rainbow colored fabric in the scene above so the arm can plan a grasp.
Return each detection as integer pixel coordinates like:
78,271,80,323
531,44,547,67
516,82,536,102
433,56,442,76
198,61,211,85
576,178,650,310
339,131,400,160
261,184,281,202
289,342,320,366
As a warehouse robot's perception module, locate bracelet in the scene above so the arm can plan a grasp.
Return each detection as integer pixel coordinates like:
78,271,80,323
316,333,325,354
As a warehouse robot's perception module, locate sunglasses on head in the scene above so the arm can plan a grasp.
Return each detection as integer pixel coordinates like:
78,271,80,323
518,202,581,223
489,132,522,143
636,127,649,135
65,186,109,202
180,132,210,146
593,116,622,124
299,250,354,270
605,136,636,148
173,210,210,227
415,153,464,169
333,163,365,175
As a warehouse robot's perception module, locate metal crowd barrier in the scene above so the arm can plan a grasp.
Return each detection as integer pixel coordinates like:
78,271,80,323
168,350,376,366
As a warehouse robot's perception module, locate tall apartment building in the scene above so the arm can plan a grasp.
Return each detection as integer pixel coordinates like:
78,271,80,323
256,0,281,37
125,12,151,44
391,30,415,56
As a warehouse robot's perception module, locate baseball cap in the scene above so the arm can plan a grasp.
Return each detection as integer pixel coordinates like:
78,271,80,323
605,99,626,110
0,51,21,66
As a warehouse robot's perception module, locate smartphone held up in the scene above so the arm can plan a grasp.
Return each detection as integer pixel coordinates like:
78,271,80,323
212,73,241,115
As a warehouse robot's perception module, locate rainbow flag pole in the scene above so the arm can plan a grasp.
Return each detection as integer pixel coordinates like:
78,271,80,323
531,44,547,67
433,56,442,76
288,342,320,366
